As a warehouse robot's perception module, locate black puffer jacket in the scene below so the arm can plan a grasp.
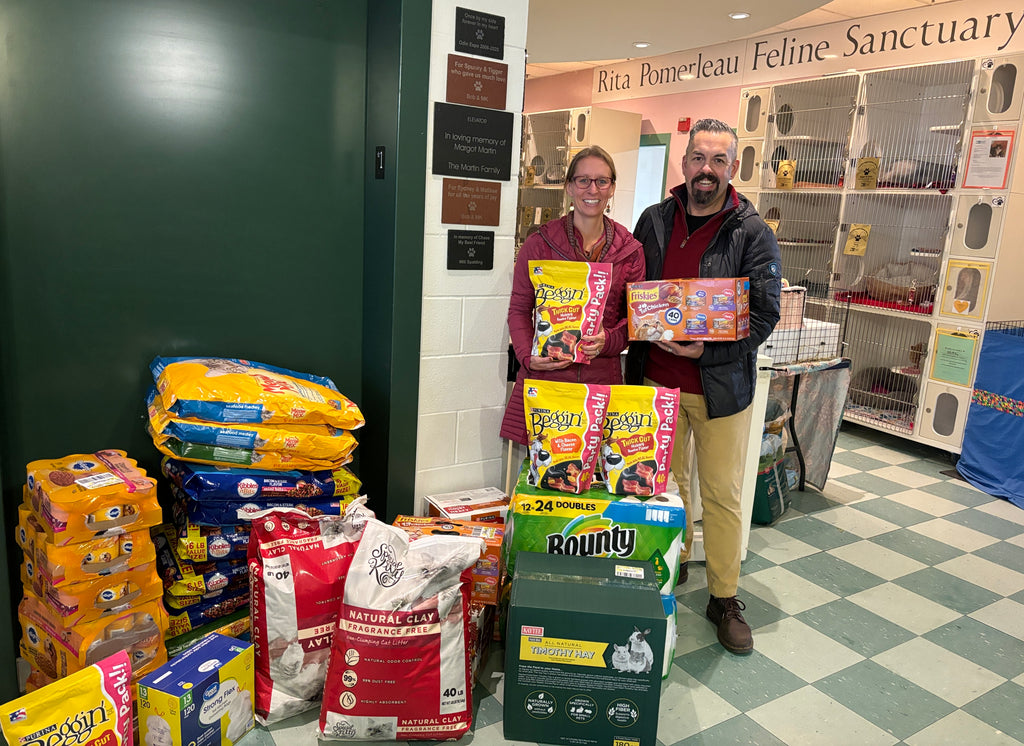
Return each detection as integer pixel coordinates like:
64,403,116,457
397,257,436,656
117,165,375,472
624,186,782,418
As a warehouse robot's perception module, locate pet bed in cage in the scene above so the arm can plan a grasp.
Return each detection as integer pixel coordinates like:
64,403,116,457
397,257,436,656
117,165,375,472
863,262,938,305
848,366,919,411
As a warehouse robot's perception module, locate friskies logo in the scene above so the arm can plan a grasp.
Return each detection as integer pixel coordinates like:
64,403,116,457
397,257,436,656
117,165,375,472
545,514,636,557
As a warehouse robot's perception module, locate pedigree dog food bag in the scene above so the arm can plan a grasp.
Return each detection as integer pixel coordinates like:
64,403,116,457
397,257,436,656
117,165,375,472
0,651,133,746
529,261,612,364
151,356,365,430
601,385,680,497
523,379,610,494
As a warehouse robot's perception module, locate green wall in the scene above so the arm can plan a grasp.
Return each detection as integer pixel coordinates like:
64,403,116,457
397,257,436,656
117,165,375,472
0,0,431,700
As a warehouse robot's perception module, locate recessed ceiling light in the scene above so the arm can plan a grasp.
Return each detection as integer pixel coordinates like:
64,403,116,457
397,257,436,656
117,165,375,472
729,11,750,20
633,41,651,49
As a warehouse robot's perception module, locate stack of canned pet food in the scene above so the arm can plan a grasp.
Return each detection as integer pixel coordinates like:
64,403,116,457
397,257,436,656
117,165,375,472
16,450,168,689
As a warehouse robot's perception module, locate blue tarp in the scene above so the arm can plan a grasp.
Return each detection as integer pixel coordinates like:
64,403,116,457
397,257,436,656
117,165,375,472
957,327,1024,508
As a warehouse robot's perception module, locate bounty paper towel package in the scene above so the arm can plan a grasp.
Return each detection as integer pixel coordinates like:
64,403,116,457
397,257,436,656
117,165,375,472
136,633,255,746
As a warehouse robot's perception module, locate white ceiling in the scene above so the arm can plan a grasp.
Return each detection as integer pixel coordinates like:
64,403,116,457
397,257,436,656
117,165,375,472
525,0,961,77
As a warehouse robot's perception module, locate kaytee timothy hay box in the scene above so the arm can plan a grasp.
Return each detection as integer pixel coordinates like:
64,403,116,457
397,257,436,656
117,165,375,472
504,552,666,746
136,633,255,746
627,278,750,342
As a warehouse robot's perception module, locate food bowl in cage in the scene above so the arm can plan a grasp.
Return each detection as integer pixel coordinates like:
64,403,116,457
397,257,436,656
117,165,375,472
864,261,938,304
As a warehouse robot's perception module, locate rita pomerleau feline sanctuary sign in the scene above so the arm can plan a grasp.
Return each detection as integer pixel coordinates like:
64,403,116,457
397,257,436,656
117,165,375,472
592,0,1024,101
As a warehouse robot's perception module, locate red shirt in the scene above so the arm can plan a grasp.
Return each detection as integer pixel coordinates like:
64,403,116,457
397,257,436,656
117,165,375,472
645,191,734,394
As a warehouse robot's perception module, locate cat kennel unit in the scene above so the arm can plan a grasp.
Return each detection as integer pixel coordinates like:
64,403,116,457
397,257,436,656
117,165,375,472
847,59,974,190
834,191,953,314
757,191,842,302
764,73,859,189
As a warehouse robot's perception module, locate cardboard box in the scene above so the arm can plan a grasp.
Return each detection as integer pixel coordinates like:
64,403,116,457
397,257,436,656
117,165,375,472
504,552,666,746
424,486,509,522
392,515,504,604
137,633,255,746
627,278,750,342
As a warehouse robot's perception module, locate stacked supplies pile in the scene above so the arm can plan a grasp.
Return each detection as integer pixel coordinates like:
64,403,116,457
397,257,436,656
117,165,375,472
504,379,687,679
144,356,365,650
16,450,168,689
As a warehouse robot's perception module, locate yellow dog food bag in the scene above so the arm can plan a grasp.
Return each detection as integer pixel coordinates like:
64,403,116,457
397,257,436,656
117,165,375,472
151,356,364,429
147,388,358,463
0,650,133,746
600,385,680,496
529,261,613,364
523,379,610,494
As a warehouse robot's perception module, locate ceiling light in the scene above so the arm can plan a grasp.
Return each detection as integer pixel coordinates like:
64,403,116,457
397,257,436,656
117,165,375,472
728,11,750,20
633,41,651,49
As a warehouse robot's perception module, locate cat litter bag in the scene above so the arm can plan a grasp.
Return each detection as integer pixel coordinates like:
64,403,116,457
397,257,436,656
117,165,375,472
319,519,483,741
249,499,374,725
151,356,364,429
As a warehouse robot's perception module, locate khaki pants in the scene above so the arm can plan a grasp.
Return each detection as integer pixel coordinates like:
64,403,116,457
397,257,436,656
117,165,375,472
648,380,751,598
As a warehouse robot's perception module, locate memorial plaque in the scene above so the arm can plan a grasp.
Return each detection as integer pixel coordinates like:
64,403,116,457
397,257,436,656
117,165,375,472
447,230,494,270
432,102,513,181
446,54,508,110
441,178,501,226
455,7,504,60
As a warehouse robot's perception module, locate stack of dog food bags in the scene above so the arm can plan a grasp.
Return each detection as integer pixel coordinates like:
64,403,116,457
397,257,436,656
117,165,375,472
144,356,365,650
16,450,168,689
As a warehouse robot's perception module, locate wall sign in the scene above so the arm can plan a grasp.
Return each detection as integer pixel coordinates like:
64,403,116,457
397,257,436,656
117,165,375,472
447,230,494,270
441,178,501,226
930,328,979,386
592,0,1024,102
446,54,508,110
432,102,513,181
455,7,504,60
963,129,1015,189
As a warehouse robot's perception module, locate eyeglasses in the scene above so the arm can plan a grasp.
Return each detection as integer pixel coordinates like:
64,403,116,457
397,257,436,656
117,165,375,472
570,176,613,190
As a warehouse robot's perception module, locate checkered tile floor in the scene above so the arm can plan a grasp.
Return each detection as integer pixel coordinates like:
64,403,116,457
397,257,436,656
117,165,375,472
248,422,1024,746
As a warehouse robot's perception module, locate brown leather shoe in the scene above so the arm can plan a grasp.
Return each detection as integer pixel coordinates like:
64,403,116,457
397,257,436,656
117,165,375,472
677,561,688,585
706,596,753,655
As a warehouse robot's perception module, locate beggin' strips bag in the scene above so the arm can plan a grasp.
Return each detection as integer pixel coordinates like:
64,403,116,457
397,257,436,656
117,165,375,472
601,385,680,496
529,260,612,364
0,650,133,746
523,379,610,494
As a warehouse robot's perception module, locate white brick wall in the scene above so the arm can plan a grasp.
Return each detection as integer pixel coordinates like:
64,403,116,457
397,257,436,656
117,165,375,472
415,0,528,511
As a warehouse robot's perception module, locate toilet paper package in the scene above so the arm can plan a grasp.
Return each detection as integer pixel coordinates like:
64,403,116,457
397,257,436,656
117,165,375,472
137,633,255,746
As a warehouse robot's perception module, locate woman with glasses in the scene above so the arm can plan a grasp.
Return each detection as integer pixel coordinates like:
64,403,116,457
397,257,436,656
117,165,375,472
500,145,646,446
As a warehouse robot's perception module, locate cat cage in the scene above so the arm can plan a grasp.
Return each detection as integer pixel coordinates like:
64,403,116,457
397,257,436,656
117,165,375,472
758,191,841,300
517,111,570,246
834,192,953,314
848,59,974,189
760,73,859,189
843,310,932,434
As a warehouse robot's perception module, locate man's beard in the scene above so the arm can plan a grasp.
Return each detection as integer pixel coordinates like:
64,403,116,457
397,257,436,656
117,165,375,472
689,175,720,205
